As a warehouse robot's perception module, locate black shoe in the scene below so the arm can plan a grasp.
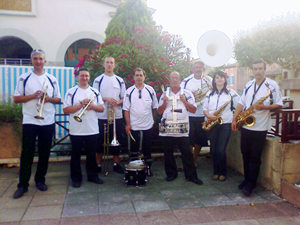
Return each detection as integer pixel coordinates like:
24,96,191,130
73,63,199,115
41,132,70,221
166,175,177,182
13,187,28,199
96,165,102,173
238,180,246,190
88,177,104,184
189,177,203,185
72,182,81,188
36,182,48,191
113,163,124,174
242,186,253,196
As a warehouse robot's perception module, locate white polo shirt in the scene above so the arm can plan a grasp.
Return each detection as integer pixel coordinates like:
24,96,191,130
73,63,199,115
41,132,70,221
203,88,239,124
158,87,196,137
14,71,61,125
123,84,158,131
63,85,104,136
180,74,212,117
92,73,126,120
238,77,282,131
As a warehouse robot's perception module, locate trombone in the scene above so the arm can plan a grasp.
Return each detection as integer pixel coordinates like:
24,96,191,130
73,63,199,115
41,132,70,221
107,102,120,146
35,85,48,120
103,123,109,176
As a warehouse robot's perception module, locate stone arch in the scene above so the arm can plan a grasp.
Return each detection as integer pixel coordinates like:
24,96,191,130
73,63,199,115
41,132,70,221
56,31,105,66
0,28,41,50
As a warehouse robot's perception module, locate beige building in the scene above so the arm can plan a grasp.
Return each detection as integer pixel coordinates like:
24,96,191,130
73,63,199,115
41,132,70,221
0,0,122,66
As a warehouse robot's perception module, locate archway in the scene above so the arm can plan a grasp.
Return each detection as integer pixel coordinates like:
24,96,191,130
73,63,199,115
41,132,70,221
0,36,32,65
64,39,100,67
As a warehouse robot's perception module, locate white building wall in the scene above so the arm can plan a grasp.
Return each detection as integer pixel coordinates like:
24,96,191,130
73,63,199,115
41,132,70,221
0,0,117,66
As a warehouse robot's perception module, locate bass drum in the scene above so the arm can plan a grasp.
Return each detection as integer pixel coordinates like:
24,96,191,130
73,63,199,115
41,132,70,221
124,163,147,186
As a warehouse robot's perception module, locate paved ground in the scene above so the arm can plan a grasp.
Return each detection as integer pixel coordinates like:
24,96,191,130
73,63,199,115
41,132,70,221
1,156,300,225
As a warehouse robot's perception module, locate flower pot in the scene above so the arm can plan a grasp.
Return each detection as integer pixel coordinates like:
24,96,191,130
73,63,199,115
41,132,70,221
0,122,22,167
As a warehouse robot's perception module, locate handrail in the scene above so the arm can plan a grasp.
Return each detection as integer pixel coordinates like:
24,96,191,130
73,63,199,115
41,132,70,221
270,108,300,143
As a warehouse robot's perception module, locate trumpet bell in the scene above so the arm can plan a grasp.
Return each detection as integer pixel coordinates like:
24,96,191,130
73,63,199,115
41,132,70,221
34,115,44,120
245,116,255,127
197,30,233,67
74,116,82,122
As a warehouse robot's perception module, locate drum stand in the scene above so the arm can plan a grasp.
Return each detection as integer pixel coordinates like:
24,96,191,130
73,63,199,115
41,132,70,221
124,131,151,186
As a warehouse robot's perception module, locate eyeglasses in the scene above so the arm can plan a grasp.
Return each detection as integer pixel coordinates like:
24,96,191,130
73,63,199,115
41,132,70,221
139,90,142,99
31,49,45,58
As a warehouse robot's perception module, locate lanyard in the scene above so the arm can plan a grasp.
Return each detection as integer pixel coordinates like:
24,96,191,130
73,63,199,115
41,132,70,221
250,78,266,106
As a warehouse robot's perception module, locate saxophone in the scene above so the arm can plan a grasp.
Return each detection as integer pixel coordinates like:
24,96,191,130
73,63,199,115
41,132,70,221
202,94,232,131
193,83,212,104
235,87,271,129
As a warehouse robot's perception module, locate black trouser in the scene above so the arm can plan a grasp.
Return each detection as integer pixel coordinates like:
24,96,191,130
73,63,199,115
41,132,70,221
162,136,198,180
18,124,54,189
129,128,152,166
70,134,99,183
240,128,267,188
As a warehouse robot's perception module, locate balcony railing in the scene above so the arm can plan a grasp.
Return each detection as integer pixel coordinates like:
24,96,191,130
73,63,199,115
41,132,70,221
270,101,300,143
0,58,32,66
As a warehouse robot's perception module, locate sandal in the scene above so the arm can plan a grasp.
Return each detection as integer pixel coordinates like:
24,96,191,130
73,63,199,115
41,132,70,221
219,175,226,181
212,175,219,180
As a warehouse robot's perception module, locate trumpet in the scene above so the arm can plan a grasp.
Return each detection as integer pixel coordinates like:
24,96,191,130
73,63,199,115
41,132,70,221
74,95,96,122
35,85,48,120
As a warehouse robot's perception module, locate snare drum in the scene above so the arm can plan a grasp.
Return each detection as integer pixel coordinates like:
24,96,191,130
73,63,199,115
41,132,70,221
159,121,189,134
124,161,147,186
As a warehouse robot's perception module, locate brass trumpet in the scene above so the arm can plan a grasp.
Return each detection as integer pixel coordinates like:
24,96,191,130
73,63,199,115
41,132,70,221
35,85,48,120
74,95,96,122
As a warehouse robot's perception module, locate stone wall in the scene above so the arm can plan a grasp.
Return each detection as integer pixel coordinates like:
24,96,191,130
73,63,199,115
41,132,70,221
226,131,300,196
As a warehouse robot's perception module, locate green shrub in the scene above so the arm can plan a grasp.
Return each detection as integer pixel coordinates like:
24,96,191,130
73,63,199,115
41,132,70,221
0,103,22,123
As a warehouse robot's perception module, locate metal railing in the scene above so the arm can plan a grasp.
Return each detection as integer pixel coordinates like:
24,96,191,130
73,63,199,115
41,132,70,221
0,58,32,66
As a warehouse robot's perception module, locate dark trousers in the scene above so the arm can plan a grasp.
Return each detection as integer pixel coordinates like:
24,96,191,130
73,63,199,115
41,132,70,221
70,134,99,183
189,116,208,146
97,119,123,155
240,128,267,188
129,128,152,166
18,124,54,189
208,123,231,176
162,137,197,180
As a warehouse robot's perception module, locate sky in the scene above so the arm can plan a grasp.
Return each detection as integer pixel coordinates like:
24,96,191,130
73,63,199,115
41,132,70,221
146,0,299,60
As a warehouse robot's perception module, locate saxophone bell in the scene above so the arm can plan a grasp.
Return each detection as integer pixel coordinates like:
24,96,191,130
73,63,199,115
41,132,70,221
244,116,255,127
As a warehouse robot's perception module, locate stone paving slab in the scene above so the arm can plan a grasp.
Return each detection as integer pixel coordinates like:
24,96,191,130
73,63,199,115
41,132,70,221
1,157,300,224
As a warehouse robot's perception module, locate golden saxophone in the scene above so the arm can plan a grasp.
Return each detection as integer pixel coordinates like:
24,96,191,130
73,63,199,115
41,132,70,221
193,83,212,104
202,94,232,131
235,87,271,129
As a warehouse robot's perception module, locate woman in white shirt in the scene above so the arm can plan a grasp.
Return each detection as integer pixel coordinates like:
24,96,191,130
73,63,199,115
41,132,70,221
203,71,239,181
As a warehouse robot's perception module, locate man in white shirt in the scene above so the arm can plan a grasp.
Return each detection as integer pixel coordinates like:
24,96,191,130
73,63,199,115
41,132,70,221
180,61,212,167
92,56,126,174
64,68,105,188
232,59,283,196
123,68,158,176
13,49,61,199
158,71,203,185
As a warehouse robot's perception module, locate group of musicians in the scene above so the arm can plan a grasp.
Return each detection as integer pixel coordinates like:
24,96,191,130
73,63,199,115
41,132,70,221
12,49,282,199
